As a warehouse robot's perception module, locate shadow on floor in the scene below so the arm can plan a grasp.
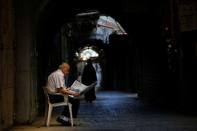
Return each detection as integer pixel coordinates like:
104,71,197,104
11,91,197,131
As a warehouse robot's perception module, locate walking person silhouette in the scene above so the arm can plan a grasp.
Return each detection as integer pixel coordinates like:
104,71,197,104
81,59,97,103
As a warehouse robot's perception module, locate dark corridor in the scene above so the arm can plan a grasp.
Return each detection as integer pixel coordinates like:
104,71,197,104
36,0,197,115
1,0,197,130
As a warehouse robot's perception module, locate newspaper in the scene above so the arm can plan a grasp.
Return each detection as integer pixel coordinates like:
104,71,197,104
69,80,96,97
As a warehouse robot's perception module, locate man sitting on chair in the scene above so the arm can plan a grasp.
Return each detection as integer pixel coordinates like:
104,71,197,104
46,62,80,126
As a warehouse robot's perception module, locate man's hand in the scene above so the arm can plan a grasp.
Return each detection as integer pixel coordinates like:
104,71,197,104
57,87,80,97
67,88,80,97
72,92,80,97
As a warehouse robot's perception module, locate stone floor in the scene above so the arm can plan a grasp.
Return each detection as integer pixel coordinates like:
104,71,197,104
10,91,197,131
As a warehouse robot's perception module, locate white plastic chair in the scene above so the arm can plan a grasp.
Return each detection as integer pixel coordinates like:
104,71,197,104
42,86,74,127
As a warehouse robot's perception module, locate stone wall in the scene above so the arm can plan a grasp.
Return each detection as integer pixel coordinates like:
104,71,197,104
14,0,40,124
0,0,15,130
178,0,197,32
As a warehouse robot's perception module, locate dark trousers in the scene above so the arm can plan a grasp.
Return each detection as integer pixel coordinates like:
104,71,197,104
48,94,80,118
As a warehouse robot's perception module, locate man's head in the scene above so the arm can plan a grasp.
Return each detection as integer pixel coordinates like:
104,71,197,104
59,63,70,76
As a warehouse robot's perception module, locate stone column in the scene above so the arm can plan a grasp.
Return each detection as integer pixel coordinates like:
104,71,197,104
14,0,38,123
0,0,15,129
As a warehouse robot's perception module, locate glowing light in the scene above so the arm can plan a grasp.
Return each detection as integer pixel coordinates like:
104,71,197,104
77,47,99,61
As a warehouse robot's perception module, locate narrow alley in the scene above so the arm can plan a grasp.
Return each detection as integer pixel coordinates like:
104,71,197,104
1,0,197,130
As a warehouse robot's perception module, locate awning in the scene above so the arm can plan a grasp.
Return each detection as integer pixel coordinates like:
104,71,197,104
89,15,127,44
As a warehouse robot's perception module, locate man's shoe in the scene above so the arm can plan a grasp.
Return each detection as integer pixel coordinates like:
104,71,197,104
56,117,71,126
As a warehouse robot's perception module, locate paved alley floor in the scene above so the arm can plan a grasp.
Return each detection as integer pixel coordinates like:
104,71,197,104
11,91,197,131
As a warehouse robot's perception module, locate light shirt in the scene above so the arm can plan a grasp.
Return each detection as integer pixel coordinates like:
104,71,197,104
46,69,66,93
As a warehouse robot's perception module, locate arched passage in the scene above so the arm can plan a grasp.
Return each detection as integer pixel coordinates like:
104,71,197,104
35,0,175,116
36,0,136,114
1,0,197,130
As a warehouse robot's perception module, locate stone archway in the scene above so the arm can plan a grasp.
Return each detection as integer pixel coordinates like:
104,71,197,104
35,0,131,116
14,0,176,126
